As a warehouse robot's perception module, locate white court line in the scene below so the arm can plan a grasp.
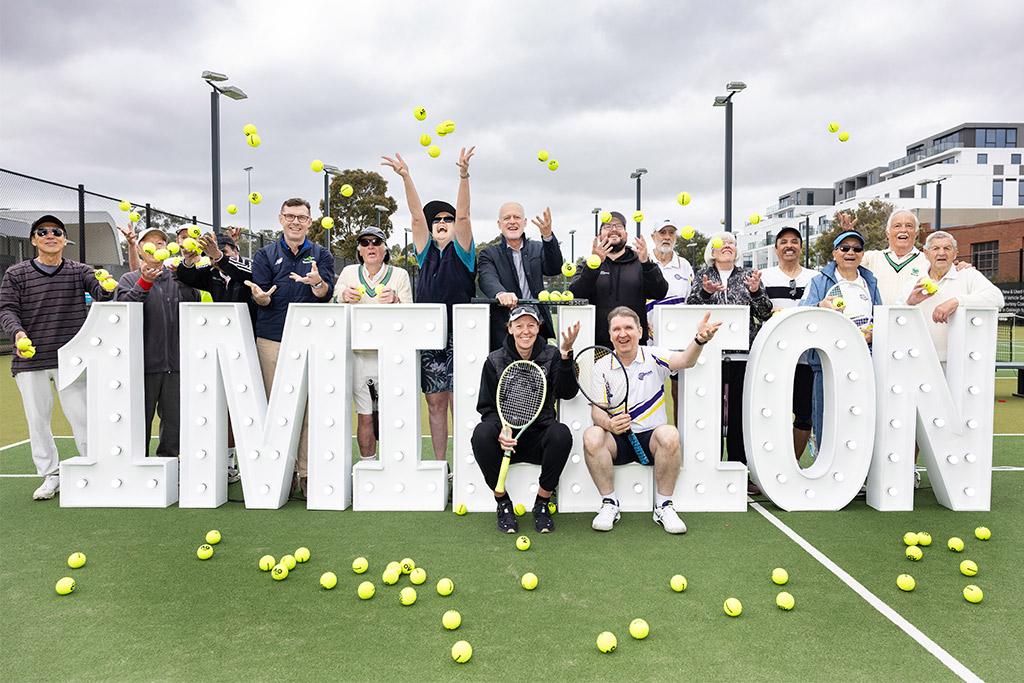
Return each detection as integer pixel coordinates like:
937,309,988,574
0,438,30,451
750,500,982,683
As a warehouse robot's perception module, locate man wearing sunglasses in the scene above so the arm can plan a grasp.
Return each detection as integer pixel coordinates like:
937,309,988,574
334,226,413,462
1,215,115,500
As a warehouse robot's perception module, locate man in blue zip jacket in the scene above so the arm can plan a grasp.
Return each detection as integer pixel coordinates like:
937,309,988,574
244,198,335,498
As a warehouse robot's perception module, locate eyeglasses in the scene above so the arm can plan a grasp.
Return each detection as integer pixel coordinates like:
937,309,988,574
600,223,625,231
359,237,383,247
35,227,65,237
789,279,798,297
280,214,311,224
432,216,455,225
836,245,864,253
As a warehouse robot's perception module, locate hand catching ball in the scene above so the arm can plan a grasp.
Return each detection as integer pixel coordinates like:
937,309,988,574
16,337,34,351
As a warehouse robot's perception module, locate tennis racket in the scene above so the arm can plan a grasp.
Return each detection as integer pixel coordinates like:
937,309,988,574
367,379,379,440
573,346,649,465
495,360,548,494
824,282,872,332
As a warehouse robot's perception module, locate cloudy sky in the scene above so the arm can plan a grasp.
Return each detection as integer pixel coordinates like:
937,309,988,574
2,0,1022,256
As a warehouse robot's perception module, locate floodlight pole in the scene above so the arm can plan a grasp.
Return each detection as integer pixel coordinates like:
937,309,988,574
211,90,221,234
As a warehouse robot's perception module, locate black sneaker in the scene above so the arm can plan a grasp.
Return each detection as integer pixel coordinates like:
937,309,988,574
496,500,518,534
533,500,554,533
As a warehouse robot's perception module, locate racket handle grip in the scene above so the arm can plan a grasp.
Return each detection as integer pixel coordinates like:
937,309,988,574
495,451,512,494
627,431,649,465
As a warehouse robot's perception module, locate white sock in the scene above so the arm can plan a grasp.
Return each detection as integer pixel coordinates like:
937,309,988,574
360,455,376,461
655,493,672,507
603,491,618,505
227,448,236,469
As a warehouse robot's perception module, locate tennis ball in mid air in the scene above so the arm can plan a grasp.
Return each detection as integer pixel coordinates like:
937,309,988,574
670,575,687,592
547,159,559,171
153,248,170,261
197,544,213,560
514,504,526,516
319,216,334,230
596,631,617,653
906,546,922,561
243,124,257,135
749,213,761,225
320,572,337,589
916,532,932,547
271,564,288,580
548,291,562,302
311,159,324,172
205,530,221,545
948,537,964,552
419,134,431,147
410,567,426,585
443,610,461,630
776,591,795,610
711,237,724,249
259,555,276,571
960,560,978,576
599,211,612,224
561,261,576,277
227,204,238,215
772,568,788,585
249,192,262,204
67,552,86,569
129,211,141,223
246,134,261,147
454,504,467,515
632,210,644,223
586,254,601,269
451,641,472,663
443,120,455,134
828,122,839,133
833,297,846,309
181,237,200,252
428,145,441,158
358,581,375,599
382,569,400,585
281,554,296,570
118,200,131,211
538,290,550,301
414,106,427,120
897,574,915,591
537,150,549,162
629,618,649,639
399,587,417,605
516,535,531,551
341,184,354,197
677,191,692,206
437,578,454,596
838,131,850,142
521,572,538,590
187,225,200,239
166,242,180,254
400,558,415,574
16,337,33,350
295,547,310,563
975,526,990,540
963,585,983,603
680,225,695,240
352,557,368,574
56,577,75,595
435,123,448,136
101,279,117,291
724,598,742,617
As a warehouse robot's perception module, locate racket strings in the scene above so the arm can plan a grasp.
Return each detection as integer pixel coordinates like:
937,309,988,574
574,347,627,409
497,363,546,427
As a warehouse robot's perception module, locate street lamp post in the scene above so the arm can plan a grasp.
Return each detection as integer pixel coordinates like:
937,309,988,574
202,71,247,235
569,229,576,261
630,168,647,237
374,204,389,231
918,177,948,232
243,166,253,237
592,207,601,236
686,241,698,267
713,81,746,233
404,227,415,300
321,164,343,251
796,212,811,268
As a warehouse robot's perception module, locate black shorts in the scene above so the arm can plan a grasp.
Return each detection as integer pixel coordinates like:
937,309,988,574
793,364,813,430
612,429,656,465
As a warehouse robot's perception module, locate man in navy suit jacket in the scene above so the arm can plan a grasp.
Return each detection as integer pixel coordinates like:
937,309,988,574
477,202,565,350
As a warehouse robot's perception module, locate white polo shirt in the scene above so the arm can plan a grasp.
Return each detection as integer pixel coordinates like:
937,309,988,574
647,254,695,342
606,346,673,433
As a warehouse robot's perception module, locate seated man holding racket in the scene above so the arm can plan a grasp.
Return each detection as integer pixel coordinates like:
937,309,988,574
581,306,721,534
471,305,581,534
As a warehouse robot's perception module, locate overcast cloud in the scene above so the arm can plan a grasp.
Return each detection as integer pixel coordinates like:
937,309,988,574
2,0,1022,253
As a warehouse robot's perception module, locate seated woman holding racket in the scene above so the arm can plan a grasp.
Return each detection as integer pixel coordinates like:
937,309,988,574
581,306,721,534
471,305,581,534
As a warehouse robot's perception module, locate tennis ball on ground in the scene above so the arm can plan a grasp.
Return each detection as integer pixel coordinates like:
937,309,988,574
142,242,156,255
454,503,467,515
538,290,550,301
205,530,221,545
119,200,131,211
428,145,441,158
904,532,919,546
400,587,417,605
548,501,557,513
711,237,724,249
311,159,324,172
680,225,695,240
246,133,261,147
906,546,922,561
386,560,401,572
414,106,427,121
129,211,141,223
897,574,915,591
521,572,538,590
166,242,180,254
916,532,932,546
828,122,839,133
271,564,288,580
437,578,454,596
586,254,601,269
341,184,354,197
452,641,472,663
975,526,991,540
514,504,526,516
94,269,110,281
960,560,978,576
16,337,33,350
281,554,296,570
419,134,431,147
833,297,846,309
320,572,337,589
537,150,549,162
562,290,573,301
963,585,983,603
838,131,850,142
243,124,257,135
443,610,461,630
56,577,75,595
249,191,262,204
548,291,562,302
561,261,576,277
197,544,213,560
400,558,415,574
227,204,238,215
677,191,692,205
599,211,612,224
295,547,310,563
547,159,559,171
596,631,617,653
749,214,761,225
629,618,649,639
352,557,368,573
772,568,788,585
382,568,400,585
259,555,276,571
101,279,117,291
516,535,531,551
948,537,964,552
776,591,795,610
632,210,644,223
358,581,375,599
724,598,742,617
67,552,86,569
670,575,687,592
410,567,426,585
153,248,170,261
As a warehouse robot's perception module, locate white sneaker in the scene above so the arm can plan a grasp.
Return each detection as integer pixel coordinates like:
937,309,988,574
33,474,60,500
592,498,620,531
227,467,241,484
914,470,922,489
653,501,687,534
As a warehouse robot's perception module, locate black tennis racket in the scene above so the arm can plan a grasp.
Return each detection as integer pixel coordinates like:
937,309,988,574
495,360,548,494
367,379,379,440
573,346,648,464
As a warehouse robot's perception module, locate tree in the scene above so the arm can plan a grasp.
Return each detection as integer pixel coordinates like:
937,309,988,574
306,169,399,260
673,228,711,272
811,199,897,268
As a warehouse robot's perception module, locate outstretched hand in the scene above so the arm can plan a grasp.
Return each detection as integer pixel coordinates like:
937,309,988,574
531,207,553,238
244,280,277,306
695,311,722,344
381,153,409,178
456,146,476,175
702,274,727,294
560,320,581,354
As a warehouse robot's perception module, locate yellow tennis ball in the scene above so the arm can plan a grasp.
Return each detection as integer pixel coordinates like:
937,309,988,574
599,211,612,224
311,159,324,173
975,526,991,540
181,237,199,252
197,257,211,267
118,200,131,211
227,204,238,215
101,279,117,291
629,618,649,639
16,337,33,350
670,575,687,592
259,555,276,571
358,581,375,599
67,552,86,569
776,591,795,610
414,106,427,121
906,546,922,561
443,120,455,134
294,547,310,563
963,585,983,603
356,284,367,295
341,184,354,197
538,290,550,301
897,574,915,591
435,123,447,136
56,577,75,595
561,290,573,301
437,577,454,596
772,568,788,585
153,248,170,261
903,532,919,546
21,347,36,358
320,572,337,589
680,225,695,240
243,124,257,135
833,297,846,309
386,560,401,573
428,145,441,158
677,191,692,205
632,210,644,223
537,150,549,162
521,572,538,590
166,242,180,254
410,567,426,585
443,610,461,630
711,237,724,249
352,557,368,573
94,268,110,281
205,530,221,545
419,134,431,146
749,213,761,225
514,504,526,516
399,587,417,605
281,554,296,570
188,224,202,238
960,560,978,576
129,211,141,223
838,131,850,142
454,503,467,515
382,568,400,585
828,122,839,133
547,159,559,171
947,537,964,552
586,254,601,269
271,563,288,580
548,291,562,302
452,641,472,663
400,558,415,574
516,535,531,551
249,191,262,204
596,631,617,653
197,544,213,560
916,532,932,547
561,262,576,277
547,501,557,513
724,598,742,617
246,133,261,147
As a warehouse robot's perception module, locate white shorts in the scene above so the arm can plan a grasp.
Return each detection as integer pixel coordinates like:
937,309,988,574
353,352,379,414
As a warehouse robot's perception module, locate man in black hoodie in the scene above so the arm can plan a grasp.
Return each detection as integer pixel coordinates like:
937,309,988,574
471,305,580,534
569,211,668,347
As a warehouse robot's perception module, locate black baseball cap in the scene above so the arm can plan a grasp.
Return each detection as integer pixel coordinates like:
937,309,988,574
774,227,802,244
31,214,65,231
423,200,456,231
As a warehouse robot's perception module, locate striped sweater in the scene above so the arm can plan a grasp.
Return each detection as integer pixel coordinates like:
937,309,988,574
0,258,114,375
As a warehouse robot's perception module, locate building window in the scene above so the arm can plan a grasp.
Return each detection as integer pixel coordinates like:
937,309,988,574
899,186,914,199
1019,181,1024,206
975,128,1018,148
1013,154,1022,164
921,184,927,199
807,191,814,205
994,165,1004,175
971,241,999,278
993,180,1003,205
978,153,988,164
868,171,875,184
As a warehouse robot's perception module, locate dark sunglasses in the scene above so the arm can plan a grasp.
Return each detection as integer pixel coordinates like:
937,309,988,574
789,279,798,297
837,245,864,253
35,227,65,237
359,237,383,247
432,216,455,225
